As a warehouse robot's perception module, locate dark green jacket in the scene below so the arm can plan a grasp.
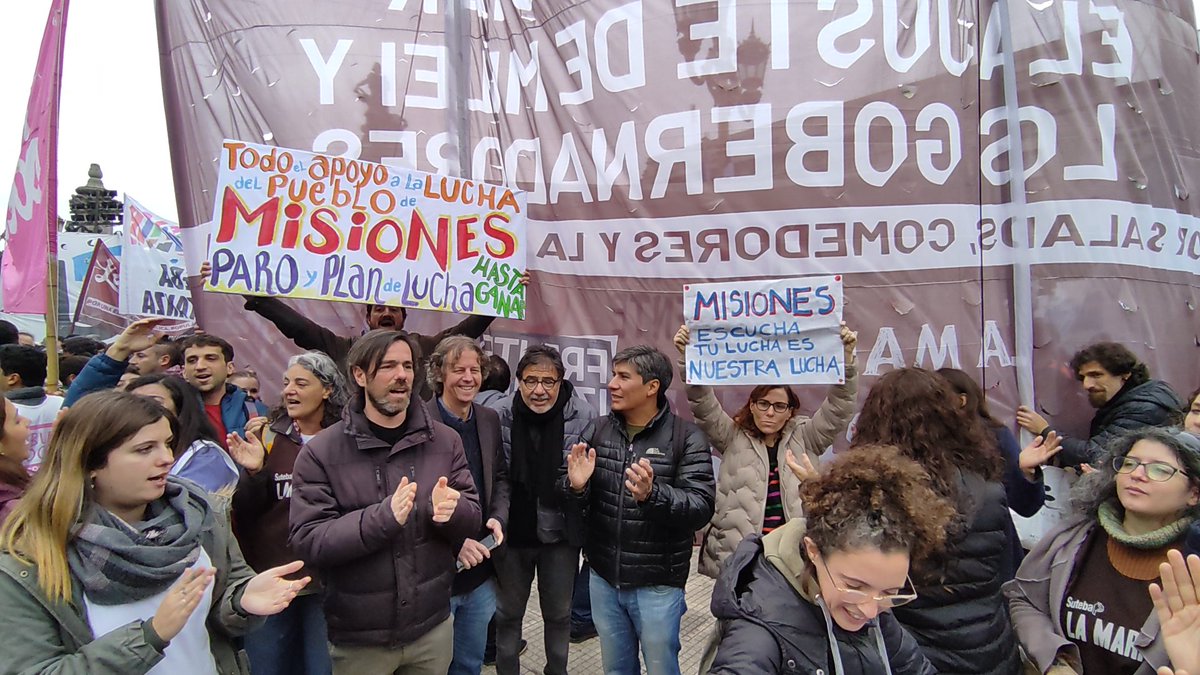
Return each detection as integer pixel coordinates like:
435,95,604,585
0,496,261,675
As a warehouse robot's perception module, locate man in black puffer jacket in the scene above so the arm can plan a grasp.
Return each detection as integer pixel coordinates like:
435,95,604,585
561,345,714,675
1018,342,1184,466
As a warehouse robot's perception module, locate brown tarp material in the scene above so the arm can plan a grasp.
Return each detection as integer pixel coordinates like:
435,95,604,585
157,1,1199,441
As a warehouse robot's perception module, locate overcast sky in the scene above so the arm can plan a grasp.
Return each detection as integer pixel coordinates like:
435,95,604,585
1,0,176,222
3,1,1200,227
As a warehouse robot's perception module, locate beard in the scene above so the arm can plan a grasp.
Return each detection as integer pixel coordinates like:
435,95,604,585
368,388,409,417
1087,390,1109,408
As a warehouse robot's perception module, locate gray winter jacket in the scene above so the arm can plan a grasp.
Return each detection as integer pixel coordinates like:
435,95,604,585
1003,516,1170,674
0,494,260,675
492,388,595,545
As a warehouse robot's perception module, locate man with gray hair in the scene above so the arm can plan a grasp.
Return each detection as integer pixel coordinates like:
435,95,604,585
427,335,509,675
562,345,714,675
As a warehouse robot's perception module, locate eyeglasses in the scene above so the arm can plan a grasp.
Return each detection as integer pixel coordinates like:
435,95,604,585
1113,456,1189,482
752,399,793,414
815,555,918,608
520,377,561,390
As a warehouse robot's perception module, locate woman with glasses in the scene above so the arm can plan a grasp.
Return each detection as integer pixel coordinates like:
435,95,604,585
673,323,858,580
1005,427,1200,675
853,367,1022,675
706,445,951,674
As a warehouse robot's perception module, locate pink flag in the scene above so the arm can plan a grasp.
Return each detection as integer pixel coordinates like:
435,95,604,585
3,0,70,314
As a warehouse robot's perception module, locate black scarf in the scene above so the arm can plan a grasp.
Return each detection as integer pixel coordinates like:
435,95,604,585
511,380,573,503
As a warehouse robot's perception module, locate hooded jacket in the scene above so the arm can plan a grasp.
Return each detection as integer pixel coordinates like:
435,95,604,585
288,397,482,647
706,518,934,675
1004,517,1171,675
560,402,715,589
1057,379,1184,467
689,362,858,579
0,489,260,675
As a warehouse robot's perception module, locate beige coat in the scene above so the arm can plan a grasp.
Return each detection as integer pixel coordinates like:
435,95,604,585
692,363,858,579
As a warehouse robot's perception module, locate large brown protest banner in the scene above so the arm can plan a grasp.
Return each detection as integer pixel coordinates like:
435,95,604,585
157,1,1199,438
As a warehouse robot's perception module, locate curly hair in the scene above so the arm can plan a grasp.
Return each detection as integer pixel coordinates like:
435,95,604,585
1069,342,1149,387
732,385,801,439
853,368,1001,502
1072,427,1200,519
802,445,956,567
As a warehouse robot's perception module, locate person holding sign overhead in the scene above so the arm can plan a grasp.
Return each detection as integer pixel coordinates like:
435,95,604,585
197,262,529,399
673,321,858,580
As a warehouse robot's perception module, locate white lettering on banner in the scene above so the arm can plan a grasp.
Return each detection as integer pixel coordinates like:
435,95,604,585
525,200,1200,278
861,323,1014,376
311,97,1123,202
684,276,844,386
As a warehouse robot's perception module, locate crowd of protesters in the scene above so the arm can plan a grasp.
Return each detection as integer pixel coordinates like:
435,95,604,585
0,292,1197,675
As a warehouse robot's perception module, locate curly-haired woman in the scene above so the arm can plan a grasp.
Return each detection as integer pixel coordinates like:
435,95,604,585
1005,427,1200,675
853,367,1022,675
705,445,953,674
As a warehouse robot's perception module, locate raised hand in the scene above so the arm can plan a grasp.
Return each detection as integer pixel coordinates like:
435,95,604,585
431,477,460,523
244,416,269,440
839,322,858,364
152,567,215,641
1016,405,1050,435
784,449,819,483
239,560,311,616
227,432,266,474
625,458,655,502
673,325,689,356
108,318,167,362
1019,431,1062,478
567,442,597,492
391,476,417,526
1150,549,1200,675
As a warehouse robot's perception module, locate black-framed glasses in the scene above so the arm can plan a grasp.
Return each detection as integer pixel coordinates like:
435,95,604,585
815,555,918,608
1113,456,1189,482
520,376,561,390
752,399,792,414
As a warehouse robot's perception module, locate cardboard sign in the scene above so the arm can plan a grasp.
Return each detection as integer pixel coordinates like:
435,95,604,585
206,141,528,319
683,276,844,385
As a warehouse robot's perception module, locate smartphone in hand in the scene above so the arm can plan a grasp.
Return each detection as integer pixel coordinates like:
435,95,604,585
456,533,500,572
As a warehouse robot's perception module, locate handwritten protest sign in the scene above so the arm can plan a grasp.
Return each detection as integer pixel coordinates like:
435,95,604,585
206,141,528,319
683,276,844,386
120,196,194,325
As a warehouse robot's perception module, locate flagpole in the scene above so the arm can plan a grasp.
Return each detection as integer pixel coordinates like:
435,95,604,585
44,1,69,395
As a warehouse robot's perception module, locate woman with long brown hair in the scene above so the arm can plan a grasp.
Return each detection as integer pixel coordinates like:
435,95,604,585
673,323,859,579
853,367,1021,675
0,398,31,524
0,390,308,674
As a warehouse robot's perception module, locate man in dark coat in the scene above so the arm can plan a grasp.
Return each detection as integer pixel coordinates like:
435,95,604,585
1018,341,1184,466
562,345,714,675
289,330,481,674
